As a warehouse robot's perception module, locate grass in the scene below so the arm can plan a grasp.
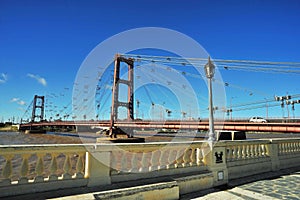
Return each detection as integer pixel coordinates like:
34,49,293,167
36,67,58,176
0,125,18,132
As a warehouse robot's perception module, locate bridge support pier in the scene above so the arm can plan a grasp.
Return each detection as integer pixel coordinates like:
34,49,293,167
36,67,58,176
109,55,134,138
97,54,144,143
31,95,45,122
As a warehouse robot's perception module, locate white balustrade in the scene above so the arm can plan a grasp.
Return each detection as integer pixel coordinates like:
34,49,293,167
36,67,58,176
1,139,300,198
226,142,269,162
278,140,300,155
0,145,87,186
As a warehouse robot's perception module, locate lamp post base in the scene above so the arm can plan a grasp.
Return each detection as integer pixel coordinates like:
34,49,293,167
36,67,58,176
208,131,216,141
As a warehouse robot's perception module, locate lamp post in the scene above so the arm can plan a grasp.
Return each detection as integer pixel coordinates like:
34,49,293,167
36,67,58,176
204,57,216,141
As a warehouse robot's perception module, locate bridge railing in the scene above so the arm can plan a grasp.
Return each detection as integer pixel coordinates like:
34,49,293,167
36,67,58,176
0,138,300,198
107,142,210,184
0,144,88,197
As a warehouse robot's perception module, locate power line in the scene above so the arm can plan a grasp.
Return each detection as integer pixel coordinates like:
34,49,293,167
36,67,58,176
121,54,300,75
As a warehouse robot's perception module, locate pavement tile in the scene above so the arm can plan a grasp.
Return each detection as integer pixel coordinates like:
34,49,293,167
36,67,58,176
188,170,300,200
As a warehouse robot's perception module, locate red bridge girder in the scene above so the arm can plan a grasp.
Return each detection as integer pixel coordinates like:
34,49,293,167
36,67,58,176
19,121,300,133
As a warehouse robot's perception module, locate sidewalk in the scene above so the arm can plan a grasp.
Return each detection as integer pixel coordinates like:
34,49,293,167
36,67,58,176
182,168,300,200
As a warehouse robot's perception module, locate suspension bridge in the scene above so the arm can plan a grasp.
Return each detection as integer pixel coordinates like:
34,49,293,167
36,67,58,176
3,54,300,199
19,54,300,136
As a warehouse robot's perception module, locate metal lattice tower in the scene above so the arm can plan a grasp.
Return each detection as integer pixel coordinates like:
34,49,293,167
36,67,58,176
110,55,134,136
31,95,45,122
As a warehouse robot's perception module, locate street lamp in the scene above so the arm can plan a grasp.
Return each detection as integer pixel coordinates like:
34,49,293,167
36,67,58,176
275,95,291,119
204,57,216,141
286,99,300,119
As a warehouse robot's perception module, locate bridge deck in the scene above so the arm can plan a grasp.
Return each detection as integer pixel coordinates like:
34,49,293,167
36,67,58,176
20,120,300,133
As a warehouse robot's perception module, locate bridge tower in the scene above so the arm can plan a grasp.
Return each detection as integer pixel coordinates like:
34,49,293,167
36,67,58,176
110,54,134,137
31,95,45,122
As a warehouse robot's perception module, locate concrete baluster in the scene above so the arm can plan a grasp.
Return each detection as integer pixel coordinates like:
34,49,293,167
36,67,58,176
62,154,72,179
290,143,295,153
294,142,298,152
242,145,246,159
183,148,191,167
190,148,197,166
254,145,258,157
280,143,284,154
245,145,249,158
244,145,248,158
286,143,290,153
251,145,255,158
261,145,267,156
159,149,169,170
265,144,269,156
120,152,128,173
259,145,264,157
236,146,240,159
257,144,262,157
237,146,242,160
231,146,237,161
294,142,297,152
49,153,58,181
253,144,260,158
249,145,253,158
248,145,256,158
258,144,267,158
290,143,294,153
251,144,259,158
129,153,139,173
283,143,287,153
285,143,289,153
139,152,149,172
1,155,13,186
232,146,237,160
175,149,184,168
289,143,293,153
261,144,269,157
34,154,45,182
19,154,30,184
149,150,160,171
196,148,204,165
232,146,236,160
167,149,177,169
289,143,292,153
296,142,300,152
75,153,85,178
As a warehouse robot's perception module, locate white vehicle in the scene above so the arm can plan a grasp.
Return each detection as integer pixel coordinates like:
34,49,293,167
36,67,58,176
249,117,267,123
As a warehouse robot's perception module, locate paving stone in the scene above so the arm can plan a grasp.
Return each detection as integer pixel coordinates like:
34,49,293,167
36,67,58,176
194,170,300,200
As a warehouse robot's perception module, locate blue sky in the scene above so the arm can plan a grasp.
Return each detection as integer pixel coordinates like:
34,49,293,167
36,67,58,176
1,0,300,122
